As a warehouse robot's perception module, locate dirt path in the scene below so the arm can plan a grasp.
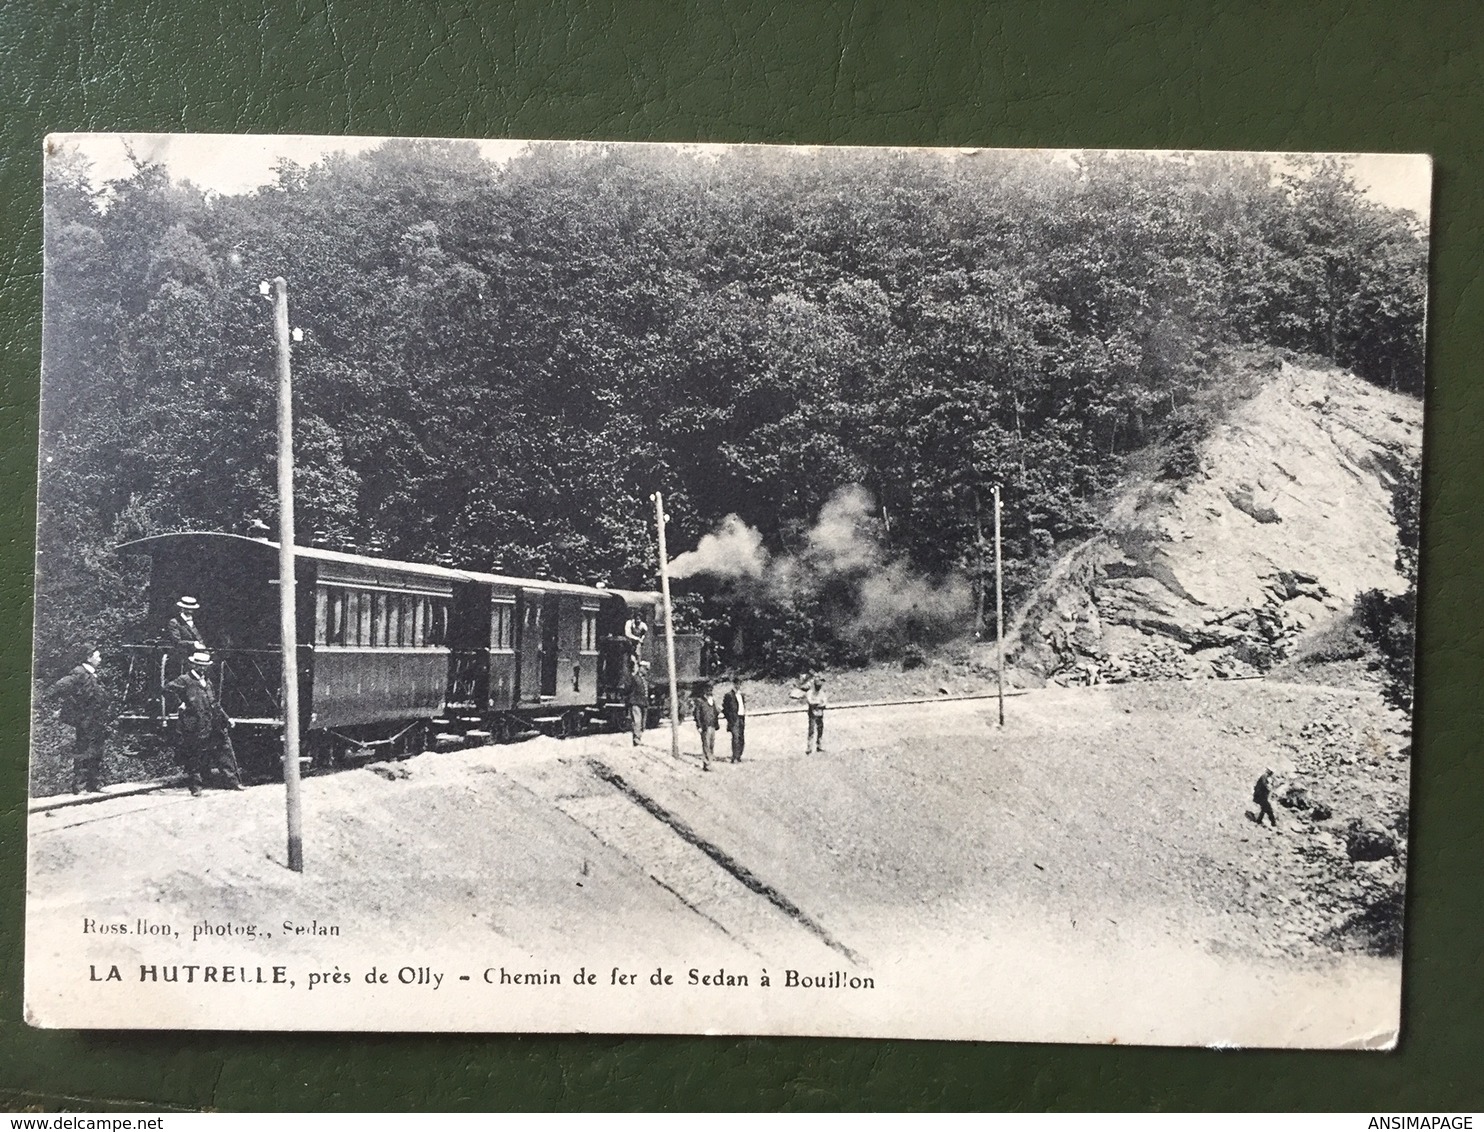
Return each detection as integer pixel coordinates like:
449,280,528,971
26,681,1404,1044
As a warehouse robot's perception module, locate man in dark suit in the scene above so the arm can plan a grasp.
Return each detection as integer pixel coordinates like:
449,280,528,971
1252,768,1278,828
166,649,244,796
165,595,207,664
44,644,112,793
625,662,650,746
721,677,747,763
692,680,719,772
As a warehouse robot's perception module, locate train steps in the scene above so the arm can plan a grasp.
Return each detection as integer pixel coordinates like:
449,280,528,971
529,714,571,738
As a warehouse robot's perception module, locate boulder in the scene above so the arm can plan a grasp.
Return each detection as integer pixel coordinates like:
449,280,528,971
1345,819,1397,862
1277,784,1312,812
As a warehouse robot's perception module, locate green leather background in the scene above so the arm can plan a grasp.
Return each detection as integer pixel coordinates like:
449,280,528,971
2,0,1480,1112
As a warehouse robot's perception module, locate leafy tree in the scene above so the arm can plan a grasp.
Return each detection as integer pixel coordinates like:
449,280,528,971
34,141,1428,681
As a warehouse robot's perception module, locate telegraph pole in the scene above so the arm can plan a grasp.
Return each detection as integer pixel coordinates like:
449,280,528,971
651,492,682,760
973,489,986,640
993,484,1005,728
269,277,304,872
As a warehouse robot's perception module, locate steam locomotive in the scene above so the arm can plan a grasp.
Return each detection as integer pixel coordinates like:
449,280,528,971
115,531,703,777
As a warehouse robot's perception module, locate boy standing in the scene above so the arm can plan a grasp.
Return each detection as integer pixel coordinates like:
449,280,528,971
693,680,719,771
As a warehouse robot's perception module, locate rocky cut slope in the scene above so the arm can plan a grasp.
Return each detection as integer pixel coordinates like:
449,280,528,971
1007,355,1422,683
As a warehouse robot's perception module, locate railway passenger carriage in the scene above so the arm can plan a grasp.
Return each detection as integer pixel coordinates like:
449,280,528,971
117,531,703,776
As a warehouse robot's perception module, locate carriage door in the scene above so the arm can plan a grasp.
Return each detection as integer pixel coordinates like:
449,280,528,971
539,594,559,697
518,590,544,704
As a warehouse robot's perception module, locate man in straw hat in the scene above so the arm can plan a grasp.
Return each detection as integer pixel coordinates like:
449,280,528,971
43,643,113,793
166,649,244,796
165,595,207,664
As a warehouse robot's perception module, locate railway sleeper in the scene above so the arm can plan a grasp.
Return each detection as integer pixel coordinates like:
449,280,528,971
232,701,635,783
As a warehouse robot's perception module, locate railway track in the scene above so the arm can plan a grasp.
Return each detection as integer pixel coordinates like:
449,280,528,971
28,689,1036,815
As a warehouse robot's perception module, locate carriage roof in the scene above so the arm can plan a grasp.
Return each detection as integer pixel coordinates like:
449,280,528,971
117,531,651,603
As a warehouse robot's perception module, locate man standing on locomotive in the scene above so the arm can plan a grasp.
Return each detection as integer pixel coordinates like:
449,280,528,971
43,643,113,794
166,649,245,796
623,614,649,671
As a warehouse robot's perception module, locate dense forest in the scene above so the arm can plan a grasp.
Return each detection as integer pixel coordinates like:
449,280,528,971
37,141,1427,675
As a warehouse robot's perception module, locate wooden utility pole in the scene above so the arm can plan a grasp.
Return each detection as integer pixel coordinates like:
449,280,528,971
651,492,682,760
973,489,986,641
993,484,1005,728
270,277,304,872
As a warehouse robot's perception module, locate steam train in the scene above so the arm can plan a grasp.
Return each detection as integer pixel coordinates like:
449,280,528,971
116,531,704,776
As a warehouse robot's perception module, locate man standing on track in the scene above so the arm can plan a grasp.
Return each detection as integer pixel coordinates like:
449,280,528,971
166,649,245,796
693,679,719,771
722,677,747,763
804,674,828,755
625,660,650,746
44,643,112,794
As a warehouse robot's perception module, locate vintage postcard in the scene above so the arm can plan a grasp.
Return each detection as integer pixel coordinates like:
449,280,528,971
26,135,1427,1045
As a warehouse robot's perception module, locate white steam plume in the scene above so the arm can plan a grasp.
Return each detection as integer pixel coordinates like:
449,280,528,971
668,513,769,581
670,484,972,642
803,483,883,574
853,561,972,638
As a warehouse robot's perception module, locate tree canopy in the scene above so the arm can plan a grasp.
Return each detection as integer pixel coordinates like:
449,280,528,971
36,141,1427,674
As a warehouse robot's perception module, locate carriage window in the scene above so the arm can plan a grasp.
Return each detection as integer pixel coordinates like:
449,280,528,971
580,609,599,654
315,589,329,645
492,601,515,652
357,591,373,646
327,590,344,645
313,586,457,647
